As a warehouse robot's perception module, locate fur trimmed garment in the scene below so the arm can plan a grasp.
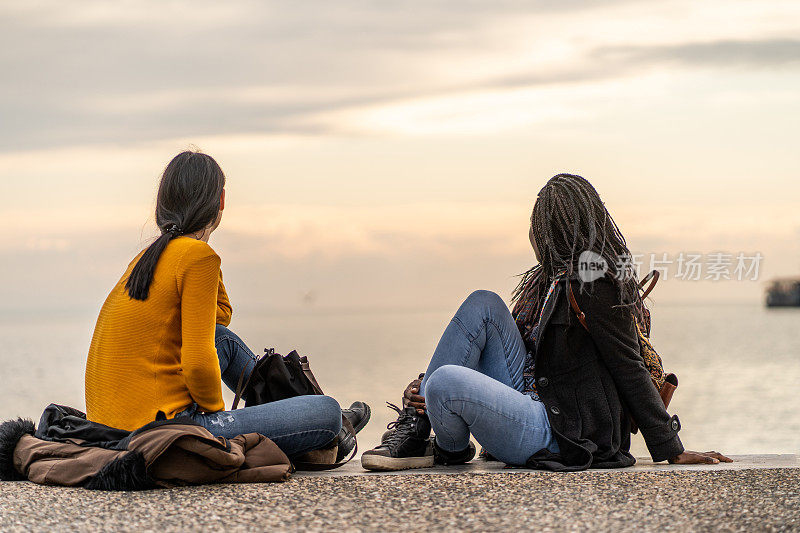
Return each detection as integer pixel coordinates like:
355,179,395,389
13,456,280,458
0,404,292,490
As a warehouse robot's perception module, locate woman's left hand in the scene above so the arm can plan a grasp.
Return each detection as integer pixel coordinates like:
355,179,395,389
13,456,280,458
403,375,426,414
669,450,733,464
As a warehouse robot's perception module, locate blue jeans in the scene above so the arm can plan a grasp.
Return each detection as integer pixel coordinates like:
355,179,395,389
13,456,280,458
177,325,342,458
421,290,559,465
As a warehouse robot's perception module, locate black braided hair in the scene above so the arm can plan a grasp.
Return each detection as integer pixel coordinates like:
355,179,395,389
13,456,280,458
512,173,644,333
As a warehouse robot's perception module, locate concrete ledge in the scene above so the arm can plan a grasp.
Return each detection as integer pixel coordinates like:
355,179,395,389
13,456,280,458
295,453,800,477
1,455,798,531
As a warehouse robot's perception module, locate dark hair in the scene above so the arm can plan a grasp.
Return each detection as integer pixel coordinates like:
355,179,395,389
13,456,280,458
512,173,644,331
125,151,225,301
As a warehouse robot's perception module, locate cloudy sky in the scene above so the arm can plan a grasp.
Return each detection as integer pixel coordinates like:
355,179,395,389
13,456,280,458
1,0,799,315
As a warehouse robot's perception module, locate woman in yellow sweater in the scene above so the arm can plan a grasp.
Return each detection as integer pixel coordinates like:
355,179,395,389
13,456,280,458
85,151,366,459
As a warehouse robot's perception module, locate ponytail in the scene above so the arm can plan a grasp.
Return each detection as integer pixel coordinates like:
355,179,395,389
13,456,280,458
125,151,225,301
125,224,183,301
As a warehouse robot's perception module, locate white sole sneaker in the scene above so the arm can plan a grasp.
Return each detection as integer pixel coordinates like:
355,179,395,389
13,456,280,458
360,454,435,471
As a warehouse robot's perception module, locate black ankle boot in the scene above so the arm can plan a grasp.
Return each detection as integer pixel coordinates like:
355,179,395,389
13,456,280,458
433,439,476,466
361,403,433,471
336,401,371,462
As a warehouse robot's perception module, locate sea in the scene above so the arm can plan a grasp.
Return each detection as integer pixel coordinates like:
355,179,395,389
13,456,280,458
1,302,798,459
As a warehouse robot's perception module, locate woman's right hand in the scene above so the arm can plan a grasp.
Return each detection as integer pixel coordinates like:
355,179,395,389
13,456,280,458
403,374,426,414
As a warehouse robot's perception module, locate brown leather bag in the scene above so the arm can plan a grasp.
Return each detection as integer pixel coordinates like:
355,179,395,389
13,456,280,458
567,271,677,434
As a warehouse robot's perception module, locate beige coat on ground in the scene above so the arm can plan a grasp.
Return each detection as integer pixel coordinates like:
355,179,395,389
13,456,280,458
13,422,292,488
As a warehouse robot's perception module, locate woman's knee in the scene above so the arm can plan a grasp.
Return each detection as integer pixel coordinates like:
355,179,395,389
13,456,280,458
313,395,342,436
426,365,470,405
461,290,507,317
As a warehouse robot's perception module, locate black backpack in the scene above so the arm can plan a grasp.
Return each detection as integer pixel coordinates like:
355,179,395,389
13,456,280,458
232,348,323,408
231,348,356,470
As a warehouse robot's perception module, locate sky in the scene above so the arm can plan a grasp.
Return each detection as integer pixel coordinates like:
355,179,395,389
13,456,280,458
1,0,799,315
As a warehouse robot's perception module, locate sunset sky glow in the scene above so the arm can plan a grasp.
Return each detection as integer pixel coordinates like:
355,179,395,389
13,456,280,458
1,0,799,313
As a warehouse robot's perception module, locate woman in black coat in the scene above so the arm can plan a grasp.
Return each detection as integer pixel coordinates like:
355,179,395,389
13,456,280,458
362,173,731,471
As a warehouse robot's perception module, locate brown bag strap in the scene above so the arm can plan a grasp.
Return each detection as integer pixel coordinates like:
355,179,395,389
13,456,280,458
640,270,660,300
567,275,677,437
299,356,325,395
232,359,255,410
568,271,660,331
567,280,589,331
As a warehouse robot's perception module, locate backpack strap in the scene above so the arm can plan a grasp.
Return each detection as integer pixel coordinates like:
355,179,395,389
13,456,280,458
640,270,660,300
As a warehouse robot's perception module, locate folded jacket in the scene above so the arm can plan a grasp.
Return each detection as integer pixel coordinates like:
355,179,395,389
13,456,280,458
0,404,292,489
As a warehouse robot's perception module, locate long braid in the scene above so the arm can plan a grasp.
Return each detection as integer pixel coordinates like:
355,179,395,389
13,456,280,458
512,174,645,340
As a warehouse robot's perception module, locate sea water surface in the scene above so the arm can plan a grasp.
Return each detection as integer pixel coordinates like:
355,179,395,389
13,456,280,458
1,302,798,458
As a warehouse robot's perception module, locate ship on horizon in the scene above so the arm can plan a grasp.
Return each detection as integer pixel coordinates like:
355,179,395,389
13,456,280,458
766,277,800,307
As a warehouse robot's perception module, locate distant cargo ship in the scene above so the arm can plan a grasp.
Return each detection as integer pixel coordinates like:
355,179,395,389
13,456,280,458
766,278,800,307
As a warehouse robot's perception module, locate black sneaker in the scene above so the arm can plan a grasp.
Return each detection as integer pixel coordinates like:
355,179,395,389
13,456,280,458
434,439,476,466
337,401,371,462
361,403,433,471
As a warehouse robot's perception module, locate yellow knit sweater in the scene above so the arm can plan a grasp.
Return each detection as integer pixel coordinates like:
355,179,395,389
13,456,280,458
85,237,232,430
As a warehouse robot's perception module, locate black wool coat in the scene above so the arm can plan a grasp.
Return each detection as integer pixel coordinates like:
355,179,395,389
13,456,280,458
526,276,684,471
